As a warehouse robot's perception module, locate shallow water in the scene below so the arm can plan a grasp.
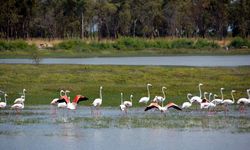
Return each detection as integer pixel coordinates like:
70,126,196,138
1,55,250,66
0,106,250,150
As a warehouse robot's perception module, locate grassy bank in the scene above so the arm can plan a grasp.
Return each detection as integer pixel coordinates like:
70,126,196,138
0,37,250,58
0,64,249,106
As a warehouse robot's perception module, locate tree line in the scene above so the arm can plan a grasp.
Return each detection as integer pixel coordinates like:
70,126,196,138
0,0,250,39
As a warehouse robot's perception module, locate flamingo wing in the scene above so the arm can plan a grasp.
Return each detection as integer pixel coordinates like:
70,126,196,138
144,102,160,111
57,96,70,104
73,95,89,104
166,102,182,111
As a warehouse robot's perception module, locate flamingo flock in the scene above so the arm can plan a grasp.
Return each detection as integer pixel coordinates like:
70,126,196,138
0,83,249,115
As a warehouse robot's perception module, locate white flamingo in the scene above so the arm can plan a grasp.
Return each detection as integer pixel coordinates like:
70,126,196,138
0,93,8,108
51,90,65,105
211,88,224,105
237,89,250,113
124,94,133,108
120,93,127,113
153,86,167,103
182,93,192,109
11,102,24,112
92,86,103,115
92,86,103,107
139,83,152,104
200,93,213,109
222,90,236,111
57,90,70,108
190,83,203,104
14,89,26,104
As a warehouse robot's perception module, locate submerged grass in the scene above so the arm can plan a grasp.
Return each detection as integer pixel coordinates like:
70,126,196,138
0,64,250,106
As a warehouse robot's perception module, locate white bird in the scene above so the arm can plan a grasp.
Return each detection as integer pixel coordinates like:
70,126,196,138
14,89,26,104
92,86,103,107
139,83,152,104
237,89,250,113
57,90,70,108
51,90,65,105
11,102,24,112
124,94,133,108
190,83,203,104
0,93,8,108
211,88,224,105
182,93,192,109
222,90,236,111
153,86,167,103
119,93,127,113
200,93,213,109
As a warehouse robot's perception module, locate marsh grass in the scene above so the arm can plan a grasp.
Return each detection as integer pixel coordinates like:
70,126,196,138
0,65,250,107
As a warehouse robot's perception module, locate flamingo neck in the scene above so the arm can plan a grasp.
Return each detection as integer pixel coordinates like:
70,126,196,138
203,93,207,100
130,95,133,103
247,90,250,99
162,87,166,100
147,85,150,99
231,91,235,103
60,90,64,97
4,95,7,103
100,87,102,100
199,85,202,98
121,93,123,104
221,89,224,100
23,90,25,99
209,94,212,102
187,94,192,101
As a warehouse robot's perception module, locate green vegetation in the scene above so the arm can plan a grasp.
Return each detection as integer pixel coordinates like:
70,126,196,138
229,37,250,48
0,64,249,106
0,40,36,51
0,38,250,58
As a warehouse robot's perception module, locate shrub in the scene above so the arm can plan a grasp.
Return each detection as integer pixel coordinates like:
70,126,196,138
170,39,194,49
194,39,220,49
90,42,113,50
56,39,89,51
114,37,145,50
229,37,250,48
0,40,34,51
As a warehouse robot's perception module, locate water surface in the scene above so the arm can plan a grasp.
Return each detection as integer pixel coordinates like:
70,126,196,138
1,55,250,66
0,106,250,150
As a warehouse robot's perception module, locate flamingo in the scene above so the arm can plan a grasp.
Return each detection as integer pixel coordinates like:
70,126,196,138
124,94,133,108
222,90,236,112
92,86,103,107
57,90,70,108
0,93,8,109
14,89,26,104
145,102,182,112
237,89,250,113
211,88,224,105
139,83,152,104
153,86,167,103
181,93,192,109
57,92,88,110
92,86,103,115
11,101,25,112
50,90,65,105
200,93,213,109
190,83,203,104
202,92,209,103
119,93,127,113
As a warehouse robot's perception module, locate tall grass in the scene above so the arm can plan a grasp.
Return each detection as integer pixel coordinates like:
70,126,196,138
0,40,36,51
